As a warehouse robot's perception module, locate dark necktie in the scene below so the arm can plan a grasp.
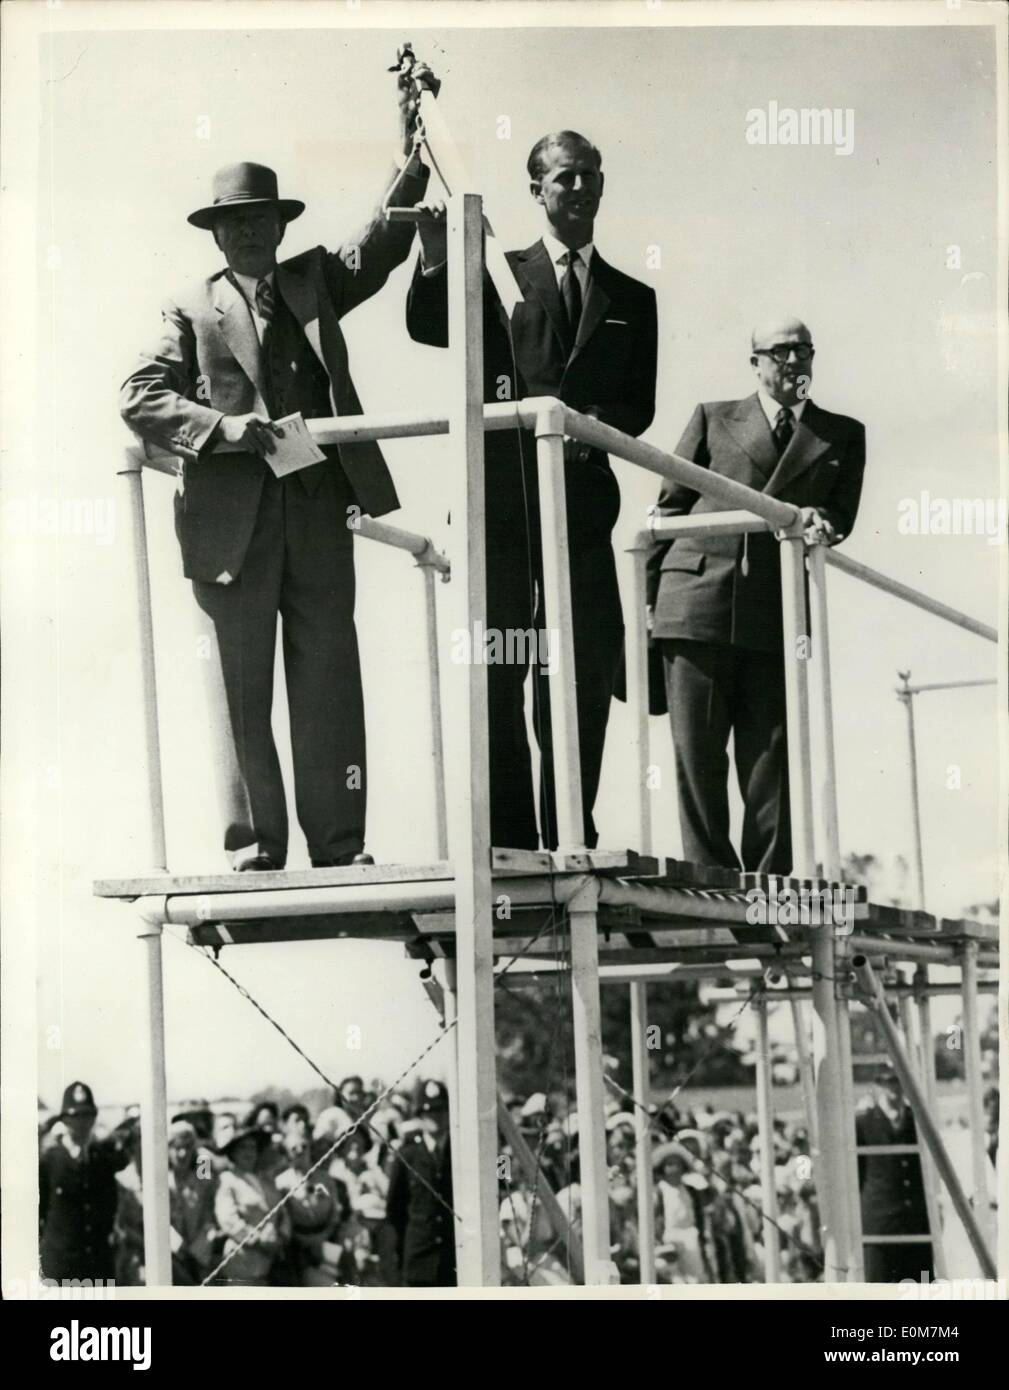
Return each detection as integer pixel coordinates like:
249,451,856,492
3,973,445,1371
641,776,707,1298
773,405,795,455
559,250,583,349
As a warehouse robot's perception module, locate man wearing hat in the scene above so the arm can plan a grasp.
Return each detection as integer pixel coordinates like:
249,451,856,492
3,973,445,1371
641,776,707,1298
386,1079,455,1286
39,1082,131,1283
120,63,437,871
856,1064,932,1281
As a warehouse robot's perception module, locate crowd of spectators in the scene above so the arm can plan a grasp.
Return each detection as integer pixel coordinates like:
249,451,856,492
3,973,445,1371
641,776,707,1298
40,1074,830,1287
498,1090,822,1284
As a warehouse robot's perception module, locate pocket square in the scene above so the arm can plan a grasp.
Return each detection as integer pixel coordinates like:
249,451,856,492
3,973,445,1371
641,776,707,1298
605,318,628,326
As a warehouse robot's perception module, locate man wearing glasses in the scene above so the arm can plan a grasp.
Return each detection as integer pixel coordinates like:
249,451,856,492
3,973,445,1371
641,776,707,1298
648,317,865,875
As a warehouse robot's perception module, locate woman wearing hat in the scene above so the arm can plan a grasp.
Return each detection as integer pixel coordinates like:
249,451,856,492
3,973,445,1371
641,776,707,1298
168,1120,220,1284
212,1127,290,1285
652,1143,715,1284
273,1132,361,1286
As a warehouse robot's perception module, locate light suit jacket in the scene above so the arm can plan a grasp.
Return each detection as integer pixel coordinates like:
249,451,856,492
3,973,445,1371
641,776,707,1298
120,161,428,582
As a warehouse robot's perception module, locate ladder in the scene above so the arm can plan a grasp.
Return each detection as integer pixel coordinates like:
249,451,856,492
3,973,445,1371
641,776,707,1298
849,990,946,1280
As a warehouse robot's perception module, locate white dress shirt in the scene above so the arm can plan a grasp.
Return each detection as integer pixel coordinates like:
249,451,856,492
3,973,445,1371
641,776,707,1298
540,231,594,294
231,269,275,346
757,385,808,430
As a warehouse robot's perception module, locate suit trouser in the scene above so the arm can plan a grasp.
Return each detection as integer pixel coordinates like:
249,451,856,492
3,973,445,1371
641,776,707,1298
661,638,792,875
487,527,624,851
192,467,365,866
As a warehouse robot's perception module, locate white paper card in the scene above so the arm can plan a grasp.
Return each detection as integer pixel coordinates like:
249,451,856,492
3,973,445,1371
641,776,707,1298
265,412,327,478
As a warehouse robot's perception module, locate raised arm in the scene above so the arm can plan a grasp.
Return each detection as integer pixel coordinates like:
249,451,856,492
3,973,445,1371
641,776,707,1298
321,58,438,318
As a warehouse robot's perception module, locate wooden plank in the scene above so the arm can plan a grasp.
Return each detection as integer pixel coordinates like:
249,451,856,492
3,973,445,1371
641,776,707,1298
95,861,455,899
491,847,553,874
651,858,743,889
96,850,576,900
864,905,997,945
445,192,500,1287
554,849,661,877
187,911,419,948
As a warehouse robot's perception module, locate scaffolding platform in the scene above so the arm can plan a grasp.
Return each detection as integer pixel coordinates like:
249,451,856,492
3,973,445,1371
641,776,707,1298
93,850,997,963
96,188,999,1289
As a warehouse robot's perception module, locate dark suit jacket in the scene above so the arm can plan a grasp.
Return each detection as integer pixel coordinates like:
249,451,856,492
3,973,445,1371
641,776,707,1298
649,393,866,654
856,1103,929,1238
39,1137,130,1281
120,162,428,583
385,1132,455,1286
407,238,658,548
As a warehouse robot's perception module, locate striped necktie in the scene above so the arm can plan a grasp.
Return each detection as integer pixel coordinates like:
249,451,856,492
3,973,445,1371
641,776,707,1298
255,277,275,324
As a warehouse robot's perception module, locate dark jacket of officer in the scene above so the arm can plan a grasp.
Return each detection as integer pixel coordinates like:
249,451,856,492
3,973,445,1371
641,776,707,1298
857,1103,929,1235
39,1137,130,1282
385,1133,456,1288
856,1102,932,1282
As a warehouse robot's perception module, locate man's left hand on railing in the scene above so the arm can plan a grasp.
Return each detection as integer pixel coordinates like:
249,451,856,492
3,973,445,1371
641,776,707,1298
800,506,837,546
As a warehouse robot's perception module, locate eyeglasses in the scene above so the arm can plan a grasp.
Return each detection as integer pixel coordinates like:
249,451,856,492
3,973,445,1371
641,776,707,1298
753,344,815,364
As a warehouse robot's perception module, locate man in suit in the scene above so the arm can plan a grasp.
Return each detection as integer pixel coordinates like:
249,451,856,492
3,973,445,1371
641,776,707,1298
649,318,865,874
856,1067,932,1282
39,1082,131,1283
407,131,658,850
386,1080,455,1287
120,68,436,870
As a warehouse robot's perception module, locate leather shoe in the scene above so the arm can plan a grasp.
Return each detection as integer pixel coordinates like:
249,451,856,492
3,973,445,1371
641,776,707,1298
236,853,283,872
311,852,375,868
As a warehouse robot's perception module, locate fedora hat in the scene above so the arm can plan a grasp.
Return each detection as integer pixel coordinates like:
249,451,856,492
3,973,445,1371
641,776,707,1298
188,162,305,230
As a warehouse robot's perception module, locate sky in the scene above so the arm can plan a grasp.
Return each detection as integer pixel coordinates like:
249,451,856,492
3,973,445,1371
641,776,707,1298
3,5,1003,1111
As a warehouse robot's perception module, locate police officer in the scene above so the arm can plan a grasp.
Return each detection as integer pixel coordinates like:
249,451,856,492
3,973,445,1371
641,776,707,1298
856,1065,932,1282
386,1080,455,1287
39,1082,131,1283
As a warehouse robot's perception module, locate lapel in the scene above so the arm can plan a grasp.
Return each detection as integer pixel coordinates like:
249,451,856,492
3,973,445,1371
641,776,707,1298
765,399,832,495
515,240,568,355
213,273,268,406
722,394,779,483
275,262,328,375
571,248,612,361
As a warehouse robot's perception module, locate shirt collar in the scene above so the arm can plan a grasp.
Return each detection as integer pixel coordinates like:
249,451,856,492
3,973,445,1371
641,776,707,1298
541,231,594,271
757,385,809,428
231,268,275,305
